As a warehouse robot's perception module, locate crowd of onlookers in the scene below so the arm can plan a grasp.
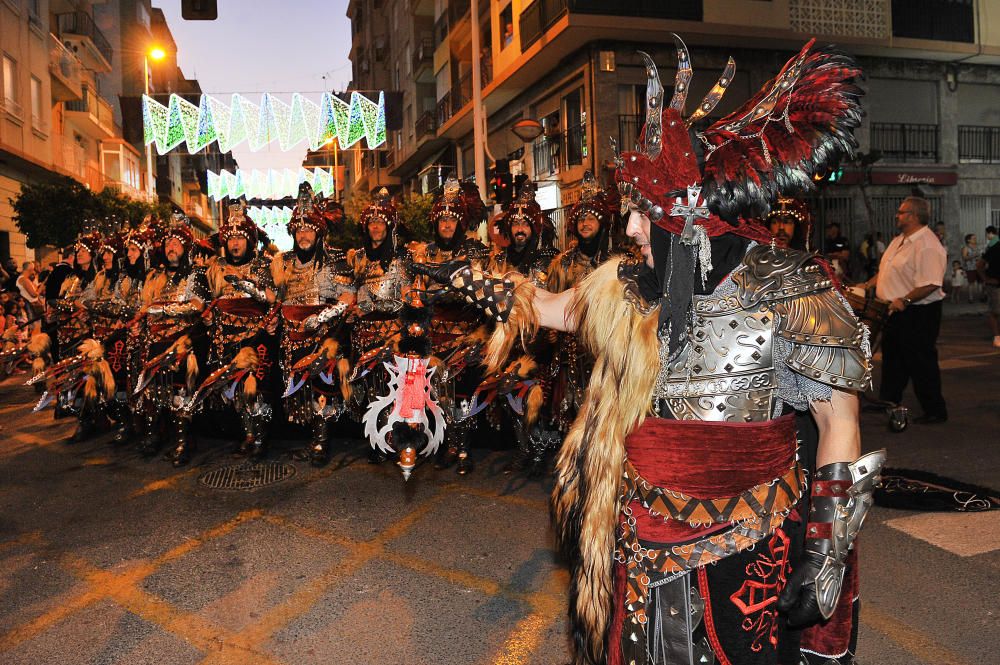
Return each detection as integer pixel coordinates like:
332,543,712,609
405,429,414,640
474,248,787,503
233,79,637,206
0,250,76,356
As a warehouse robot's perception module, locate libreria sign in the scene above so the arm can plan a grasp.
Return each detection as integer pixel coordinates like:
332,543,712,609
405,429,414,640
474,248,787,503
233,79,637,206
142,91,386,154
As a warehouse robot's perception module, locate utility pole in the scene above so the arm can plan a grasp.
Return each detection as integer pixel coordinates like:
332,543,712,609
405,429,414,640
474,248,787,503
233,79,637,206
470,0,488,204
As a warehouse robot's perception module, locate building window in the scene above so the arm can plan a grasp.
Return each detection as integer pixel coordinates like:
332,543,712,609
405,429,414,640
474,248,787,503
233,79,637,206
500,4,514,49
30,76,42,128
2,55,20,117
564,88,586,166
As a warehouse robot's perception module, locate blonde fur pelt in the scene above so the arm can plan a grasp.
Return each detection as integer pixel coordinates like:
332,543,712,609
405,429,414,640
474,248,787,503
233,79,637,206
206,257,227,297
546,258,659,664
485,276,539,373
141,269,168,307
233,346,260,398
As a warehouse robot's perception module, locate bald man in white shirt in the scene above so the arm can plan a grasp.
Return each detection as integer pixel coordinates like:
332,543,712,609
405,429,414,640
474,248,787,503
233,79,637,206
866,196,948,423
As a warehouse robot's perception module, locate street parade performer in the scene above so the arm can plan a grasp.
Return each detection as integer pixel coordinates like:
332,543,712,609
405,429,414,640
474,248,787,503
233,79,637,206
546,171,621,434
272,186,356,466
200,203,277,460
414,38,884,665
134,214,210,467
413,176,491,474
765,196,814,252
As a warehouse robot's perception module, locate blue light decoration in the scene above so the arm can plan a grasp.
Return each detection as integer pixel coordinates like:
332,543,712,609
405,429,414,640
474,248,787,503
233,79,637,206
207,168,337,202
143,91,386,154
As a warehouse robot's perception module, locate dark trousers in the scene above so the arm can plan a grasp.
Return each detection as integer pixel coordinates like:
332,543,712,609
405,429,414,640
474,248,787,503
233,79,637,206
879,300,947,417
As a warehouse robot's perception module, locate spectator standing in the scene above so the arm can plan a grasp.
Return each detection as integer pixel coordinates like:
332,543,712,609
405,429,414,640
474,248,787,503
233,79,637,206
949,260,967,303
16,261,44,333
986,225,998,249
978,232,1000,348
961,233,983,303
1,257,19,293
934,221,947,245
868,196,948,423
45,249,74,304
824,221,851,281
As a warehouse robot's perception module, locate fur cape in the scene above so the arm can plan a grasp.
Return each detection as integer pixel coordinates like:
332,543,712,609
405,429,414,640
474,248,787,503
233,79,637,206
487,257,659,664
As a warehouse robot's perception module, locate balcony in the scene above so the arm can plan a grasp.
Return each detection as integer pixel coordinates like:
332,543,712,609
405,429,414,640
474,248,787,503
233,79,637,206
433,0,471,47
959,126,1000,165
415,110,437,140
413,37,434,77
871,123,939,163
65,87,115,139
519,0,702,50
61,144,104,191
436,70,472,127
533,133,562,177
56,11,113,73
49,33,83,103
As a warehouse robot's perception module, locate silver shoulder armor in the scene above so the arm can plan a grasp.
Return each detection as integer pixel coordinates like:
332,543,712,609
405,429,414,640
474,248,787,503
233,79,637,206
737,245,871,391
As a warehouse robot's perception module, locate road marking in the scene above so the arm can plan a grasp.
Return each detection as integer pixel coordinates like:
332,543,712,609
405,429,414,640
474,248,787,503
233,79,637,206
490,568,567,665
862,601,972,665
129,466,201,497
885,510,1000,557
939,358,988,370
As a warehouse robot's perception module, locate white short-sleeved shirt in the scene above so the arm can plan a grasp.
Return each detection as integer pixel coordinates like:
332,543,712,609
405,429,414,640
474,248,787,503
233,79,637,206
876,225,946,304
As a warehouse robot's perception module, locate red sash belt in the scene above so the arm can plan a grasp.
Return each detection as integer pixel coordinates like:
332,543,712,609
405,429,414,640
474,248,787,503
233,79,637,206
216,298,268,317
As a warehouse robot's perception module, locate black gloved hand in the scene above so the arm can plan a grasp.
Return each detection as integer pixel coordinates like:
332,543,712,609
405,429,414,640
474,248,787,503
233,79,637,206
777,550,828,628
410,259,470,285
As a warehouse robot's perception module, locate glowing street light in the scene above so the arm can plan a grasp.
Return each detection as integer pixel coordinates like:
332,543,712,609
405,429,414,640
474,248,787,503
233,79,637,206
149,47,166,61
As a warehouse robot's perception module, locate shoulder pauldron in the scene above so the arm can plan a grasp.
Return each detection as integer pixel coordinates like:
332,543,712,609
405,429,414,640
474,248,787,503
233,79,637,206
735,245,870,390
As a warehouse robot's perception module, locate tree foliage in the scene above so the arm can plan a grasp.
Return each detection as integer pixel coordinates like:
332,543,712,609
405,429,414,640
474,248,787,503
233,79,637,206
10,179,174,249
329,190,436,249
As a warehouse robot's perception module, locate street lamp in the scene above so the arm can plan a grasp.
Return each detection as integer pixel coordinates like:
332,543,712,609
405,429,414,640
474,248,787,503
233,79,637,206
144,46,166,199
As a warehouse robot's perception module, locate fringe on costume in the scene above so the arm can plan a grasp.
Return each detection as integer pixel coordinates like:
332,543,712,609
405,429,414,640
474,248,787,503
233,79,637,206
485,277,539,373
233,346,260,398
551,257,660,664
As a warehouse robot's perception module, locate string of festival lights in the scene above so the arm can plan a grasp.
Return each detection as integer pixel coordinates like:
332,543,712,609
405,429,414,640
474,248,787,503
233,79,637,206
207,168,336,202
142,91,386,154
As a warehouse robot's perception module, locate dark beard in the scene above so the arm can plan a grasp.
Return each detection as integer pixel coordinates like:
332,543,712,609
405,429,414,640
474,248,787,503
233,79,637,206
435,231,460,252
226,249,252,266
294,243,317,264
125,258,146,281
576,232,602,259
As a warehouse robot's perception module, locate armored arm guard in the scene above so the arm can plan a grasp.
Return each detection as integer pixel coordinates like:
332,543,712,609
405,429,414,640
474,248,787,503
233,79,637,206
85,298,128,318
303,302,349,331
224,274,269,303
412,260,516,323
147,301,203,318
778,450,886,625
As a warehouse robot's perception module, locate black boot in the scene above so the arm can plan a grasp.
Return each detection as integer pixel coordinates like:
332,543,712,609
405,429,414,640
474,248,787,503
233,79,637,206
68,414,97,444
456,446,474,475
434,444,459,470
168,413,194,468
107,400,134,446
309,414,330,467
137,412,162,456
247,401,271,461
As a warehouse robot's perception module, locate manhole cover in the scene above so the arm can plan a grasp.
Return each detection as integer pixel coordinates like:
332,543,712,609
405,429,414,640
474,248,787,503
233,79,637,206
199,461,296,491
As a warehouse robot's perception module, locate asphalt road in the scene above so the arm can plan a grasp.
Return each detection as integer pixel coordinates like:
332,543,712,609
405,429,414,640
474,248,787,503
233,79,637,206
0,312,997,664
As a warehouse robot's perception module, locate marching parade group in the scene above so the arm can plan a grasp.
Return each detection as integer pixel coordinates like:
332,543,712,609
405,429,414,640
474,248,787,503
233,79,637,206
6,171,620,479
3,36,886,665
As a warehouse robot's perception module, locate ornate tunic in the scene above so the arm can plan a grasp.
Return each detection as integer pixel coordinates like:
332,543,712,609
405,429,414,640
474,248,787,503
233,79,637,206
205,254,274,367
489,240,557,288
348,248,409,352
271,248,355,306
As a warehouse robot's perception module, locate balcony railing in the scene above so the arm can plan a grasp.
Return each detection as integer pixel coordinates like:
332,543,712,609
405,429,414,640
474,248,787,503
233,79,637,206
520,0,702,50
436,70,473,127
870,122,939,163
413,37,434,72
416,110,437,139
959,126,1000,164
65,87,115,136
49,32,83,102
566,122,586,166
55,11,113,65
533,133,562,177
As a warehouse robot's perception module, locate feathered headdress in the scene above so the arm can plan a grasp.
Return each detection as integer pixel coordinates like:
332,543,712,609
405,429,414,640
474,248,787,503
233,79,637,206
614,36,863,240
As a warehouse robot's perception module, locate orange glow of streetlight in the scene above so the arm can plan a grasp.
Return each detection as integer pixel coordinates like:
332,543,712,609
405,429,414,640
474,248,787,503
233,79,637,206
149,47,166,61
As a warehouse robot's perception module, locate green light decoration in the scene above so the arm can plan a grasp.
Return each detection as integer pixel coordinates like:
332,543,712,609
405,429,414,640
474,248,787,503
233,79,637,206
142,91,387,154
247,205,294,251
207,168,337,202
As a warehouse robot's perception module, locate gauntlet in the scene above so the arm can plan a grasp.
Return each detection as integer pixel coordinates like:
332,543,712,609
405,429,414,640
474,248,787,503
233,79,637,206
411,260,516,323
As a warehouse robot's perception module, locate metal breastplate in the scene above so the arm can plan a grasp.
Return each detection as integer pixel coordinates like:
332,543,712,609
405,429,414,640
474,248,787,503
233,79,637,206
283,258,322,305
655,292,777,423
360,260,403,308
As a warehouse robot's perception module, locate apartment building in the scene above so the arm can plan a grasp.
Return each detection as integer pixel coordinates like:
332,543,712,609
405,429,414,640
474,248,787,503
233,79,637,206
1,0,140,263
346,0,1000,253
